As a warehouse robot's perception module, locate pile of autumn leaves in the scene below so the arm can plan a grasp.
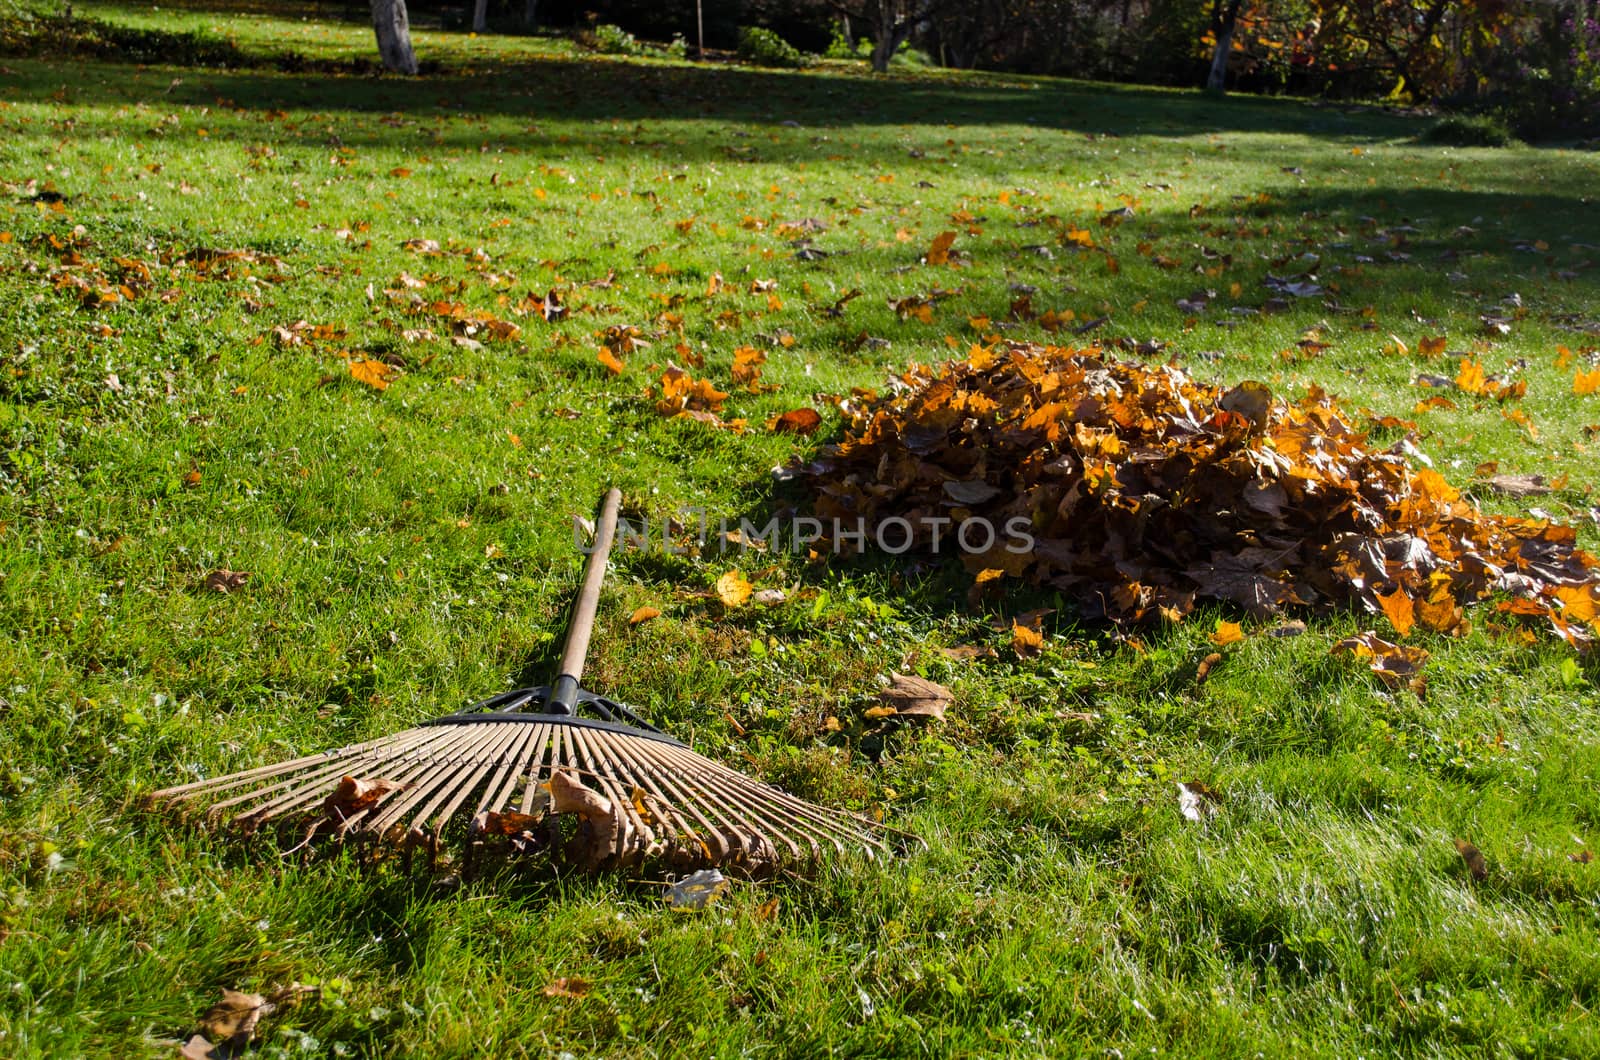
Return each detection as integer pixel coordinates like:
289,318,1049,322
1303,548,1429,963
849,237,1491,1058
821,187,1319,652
795,342,1599,677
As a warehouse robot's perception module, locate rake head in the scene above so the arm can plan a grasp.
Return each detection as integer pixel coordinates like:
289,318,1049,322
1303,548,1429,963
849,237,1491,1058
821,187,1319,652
148,488,911,875
149,683,898,874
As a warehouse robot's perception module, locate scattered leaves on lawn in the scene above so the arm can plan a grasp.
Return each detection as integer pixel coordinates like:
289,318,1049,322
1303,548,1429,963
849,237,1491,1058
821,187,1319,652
792,343,1600,646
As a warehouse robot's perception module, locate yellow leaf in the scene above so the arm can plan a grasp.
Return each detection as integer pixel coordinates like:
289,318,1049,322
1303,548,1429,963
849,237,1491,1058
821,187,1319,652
716,570,752,608
597,347,625,375
1011,622,1044,656
1210,620,1245,646
629,606,661,625
1575,368,1600,396
1376,587,1416,637
1455,356,1487,395
348,358,395,390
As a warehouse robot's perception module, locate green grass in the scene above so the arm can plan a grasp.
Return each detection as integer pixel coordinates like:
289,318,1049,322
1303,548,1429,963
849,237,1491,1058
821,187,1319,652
2,3,1600,1056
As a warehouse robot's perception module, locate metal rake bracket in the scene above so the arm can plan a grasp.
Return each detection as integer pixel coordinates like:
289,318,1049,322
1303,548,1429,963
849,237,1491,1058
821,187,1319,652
426,686,686,747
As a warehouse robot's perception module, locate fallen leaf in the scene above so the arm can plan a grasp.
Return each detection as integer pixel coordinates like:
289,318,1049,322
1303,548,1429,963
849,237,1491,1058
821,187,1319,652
1177,781,1220,823
1210,620,1245,646
1483,473,1551,497
629,606,661,625
198,989,271,1045
203,569,251,593
1570,850,1593,864
179,1034,216,1060
768,408,823,435
925,230,958,267
1011,622,1044,656
941,643,996,661
1376,587,1416,637
878,674,953,720
754,896,780,921
348,358,397,390
322,775,406,823
1333,632,1429,690
666,868,728,910
1195,651,1223,682
541,977,593,999
1454,838,1489,881
716,570,753,608
752,588,787,606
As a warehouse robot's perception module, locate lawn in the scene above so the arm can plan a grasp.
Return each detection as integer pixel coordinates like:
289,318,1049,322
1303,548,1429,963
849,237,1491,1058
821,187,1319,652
2,4,1599,1056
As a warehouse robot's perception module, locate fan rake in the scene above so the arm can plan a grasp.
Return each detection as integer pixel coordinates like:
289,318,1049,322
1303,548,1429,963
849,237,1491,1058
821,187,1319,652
149,489,902,873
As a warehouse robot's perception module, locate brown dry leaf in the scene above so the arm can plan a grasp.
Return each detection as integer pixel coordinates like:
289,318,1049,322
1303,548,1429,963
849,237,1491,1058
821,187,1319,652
754,896,781,921
204,569,251,594
1484,474,1551,497
475,810,542,836
545,768,629,868
1418,335,1448,357
941,643,996,661
1195,651,1223,683
1570,850,1593,864
348,358,397,390
597,346,626,375
179,1034,217,1060
768,408,823,436
629,606,662,625
1332,632,1429,690
1454,838,1489,881
197,989,272,1045
1210,620,1245,646
541,976,593,999
879,673,953,720
716,570,753,608
926,230,958,267
322,775,405,823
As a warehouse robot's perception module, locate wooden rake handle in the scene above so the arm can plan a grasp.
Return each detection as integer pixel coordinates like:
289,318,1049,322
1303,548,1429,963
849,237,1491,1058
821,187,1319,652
550,488,623,713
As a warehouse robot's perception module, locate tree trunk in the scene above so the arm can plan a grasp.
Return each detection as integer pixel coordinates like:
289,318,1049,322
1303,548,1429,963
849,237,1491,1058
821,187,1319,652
472,0,487,33
522,0,538,30
371,0,419,74
870,18,913,72
1205,0,1243,92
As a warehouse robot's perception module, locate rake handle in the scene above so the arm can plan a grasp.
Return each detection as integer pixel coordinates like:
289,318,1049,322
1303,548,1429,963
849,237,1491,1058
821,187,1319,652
550,488,623,712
